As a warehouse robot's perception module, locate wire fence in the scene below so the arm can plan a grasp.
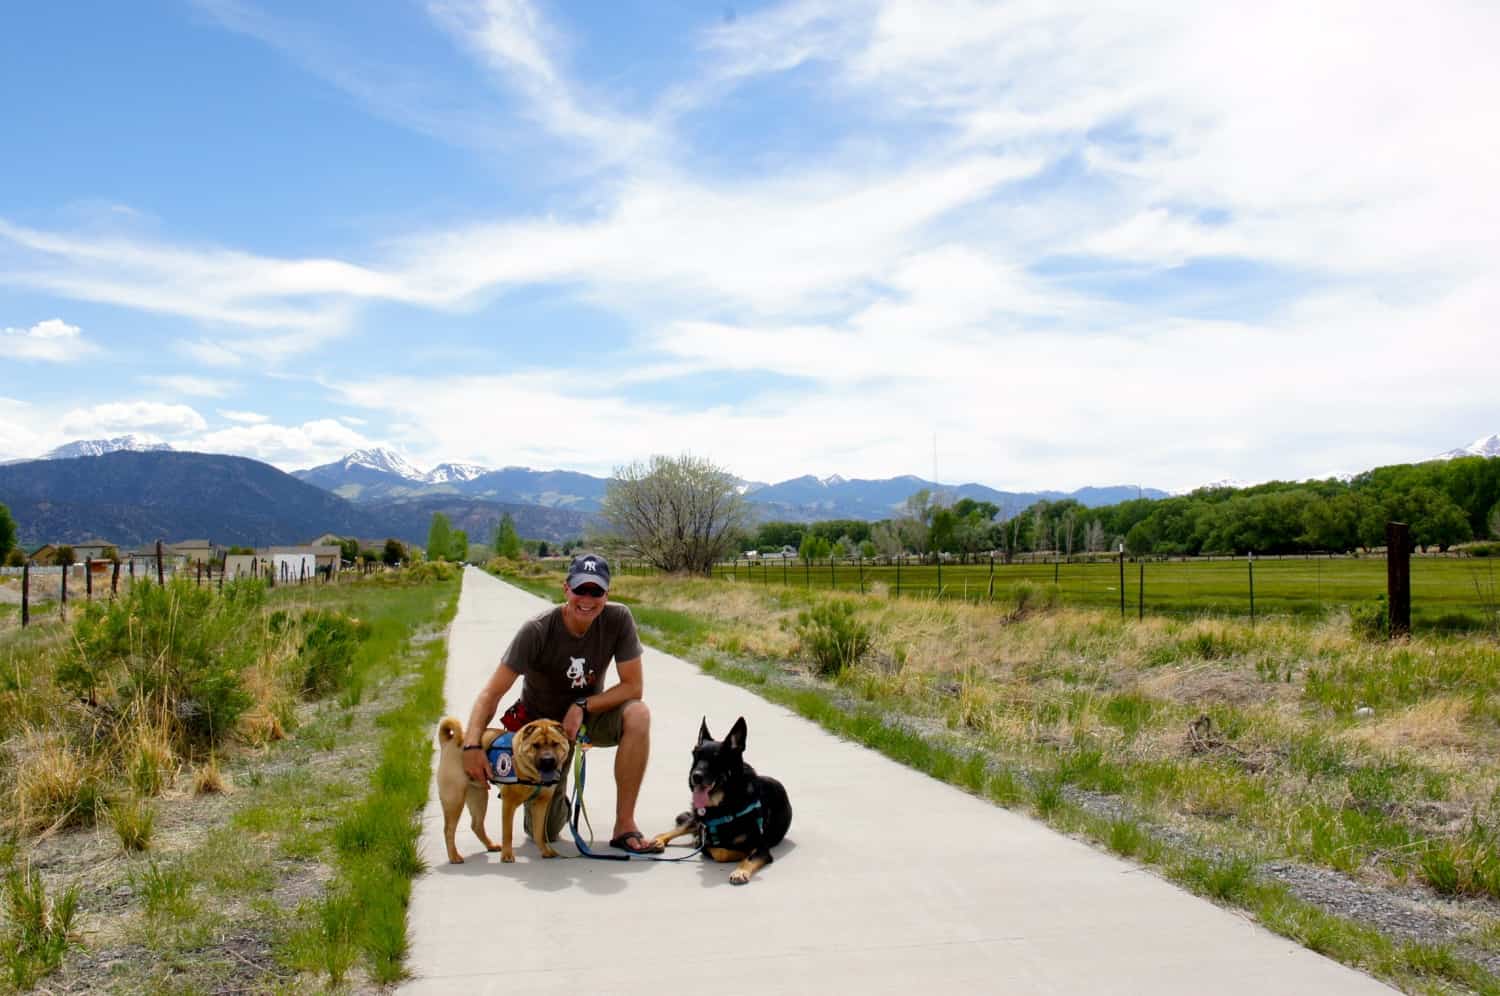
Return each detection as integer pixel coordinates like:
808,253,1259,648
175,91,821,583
616,553,1500,631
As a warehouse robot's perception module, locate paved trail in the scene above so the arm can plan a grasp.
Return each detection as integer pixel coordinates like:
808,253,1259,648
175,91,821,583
404,567,1394,994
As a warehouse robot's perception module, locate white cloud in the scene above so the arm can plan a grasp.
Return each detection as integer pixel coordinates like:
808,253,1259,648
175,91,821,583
2,318,96,362
190,418,373,470
217,409,270,424
175,339,244,368
60,401,208,437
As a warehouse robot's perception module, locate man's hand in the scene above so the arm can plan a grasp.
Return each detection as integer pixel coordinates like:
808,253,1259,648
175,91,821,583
563,701,585,742
462,746,489,784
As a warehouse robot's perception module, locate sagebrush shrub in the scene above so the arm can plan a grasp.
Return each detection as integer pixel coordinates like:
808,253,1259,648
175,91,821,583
67,578,261,745
299,610,369,698
794,600,872,677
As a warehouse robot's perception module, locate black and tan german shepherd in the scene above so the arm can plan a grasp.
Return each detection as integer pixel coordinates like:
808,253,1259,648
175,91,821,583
652,716,792,884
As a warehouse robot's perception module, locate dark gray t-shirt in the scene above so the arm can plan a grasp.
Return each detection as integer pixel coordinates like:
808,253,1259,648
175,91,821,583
503,603,643,721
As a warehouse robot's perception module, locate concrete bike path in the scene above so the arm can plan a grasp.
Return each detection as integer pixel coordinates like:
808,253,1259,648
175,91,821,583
404,567,1394,995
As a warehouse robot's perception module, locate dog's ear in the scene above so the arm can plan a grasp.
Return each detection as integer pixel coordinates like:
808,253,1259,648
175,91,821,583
698,717,712,745
725,716,747,752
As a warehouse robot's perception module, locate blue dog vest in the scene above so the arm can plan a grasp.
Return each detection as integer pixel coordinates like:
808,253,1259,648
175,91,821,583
485,732,560,786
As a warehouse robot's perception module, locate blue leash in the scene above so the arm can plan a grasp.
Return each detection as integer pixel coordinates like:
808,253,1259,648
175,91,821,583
568,734,703,863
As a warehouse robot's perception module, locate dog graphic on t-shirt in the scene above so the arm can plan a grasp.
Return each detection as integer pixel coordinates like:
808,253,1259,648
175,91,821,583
567,657,588,688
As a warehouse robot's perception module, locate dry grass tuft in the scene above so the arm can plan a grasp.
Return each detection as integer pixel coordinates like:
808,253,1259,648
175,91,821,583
118,718,177,797
193,756,228,795
9,727,106,833
1339,696,1474,752
240,706,287,746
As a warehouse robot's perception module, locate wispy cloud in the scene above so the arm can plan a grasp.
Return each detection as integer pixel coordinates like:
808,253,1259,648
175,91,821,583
217,409,270,424
143,375,235,398
2,318,96,362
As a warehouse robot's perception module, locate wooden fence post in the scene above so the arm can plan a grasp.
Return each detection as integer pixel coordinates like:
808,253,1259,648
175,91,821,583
1248,551,1256,627
1387,521,1411,637
155,540,164,585
829,557,836,591
988,555,995,600
21,561,29,628
85,557,93,600
111,559,120,597
60,561,67,609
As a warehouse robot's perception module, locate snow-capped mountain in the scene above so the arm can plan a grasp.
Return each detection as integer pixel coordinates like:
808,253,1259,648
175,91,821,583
1434,433,1500,460
44,435,173,459
339,447,425,480
424,462,489,484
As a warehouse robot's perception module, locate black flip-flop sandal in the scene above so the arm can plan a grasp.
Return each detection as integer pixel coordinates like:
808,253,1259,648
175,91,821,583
609,831,664,854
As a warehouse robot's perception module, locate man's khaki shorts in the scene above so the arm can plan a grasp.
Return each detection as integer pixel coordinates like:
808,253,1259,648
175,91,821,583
525,700,635,842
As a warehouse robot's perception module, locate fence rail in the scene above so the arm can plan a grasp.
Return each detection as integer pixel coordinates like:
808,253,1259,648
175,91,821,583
614,553,1500,631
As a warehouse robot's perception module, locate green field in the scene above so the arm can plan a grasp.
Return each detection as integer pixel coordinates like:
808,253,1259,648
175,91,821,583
686,555,1500,630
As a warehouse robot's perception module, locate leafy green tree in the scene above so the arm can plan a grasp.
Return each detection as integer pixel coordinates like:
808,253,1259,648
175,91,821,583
0,501,16,560
337,536,360,563
426,513,454,562
537,540,550,558
382,538,405,566
450,529,469,562
1488,501,1500,540
4,548,23,567
493,513,522,559
799,533,832,561
54,545,76,566
859,539,877,559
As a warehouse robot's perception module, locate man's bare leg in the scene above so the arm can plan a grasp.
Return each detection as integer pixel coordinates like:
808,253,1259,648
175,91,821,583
613,700,650,838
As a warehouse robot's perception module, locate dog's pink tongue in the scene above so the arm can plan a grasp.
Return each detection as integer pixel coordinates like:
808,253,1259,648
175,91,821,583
691,787,711,813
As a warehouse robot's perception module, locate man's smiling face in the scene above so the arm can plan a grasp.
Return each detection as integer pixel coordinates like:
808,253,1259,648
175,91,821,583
564,581,606,627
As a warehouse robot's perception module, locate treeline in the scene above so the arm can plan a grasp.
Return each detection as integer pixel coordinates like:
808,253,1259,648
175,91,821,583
737,457,1500,560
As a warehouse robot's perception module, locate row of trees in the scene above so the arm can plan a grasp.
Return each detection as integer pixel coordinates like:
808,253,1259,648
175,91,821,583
593,453,1500,573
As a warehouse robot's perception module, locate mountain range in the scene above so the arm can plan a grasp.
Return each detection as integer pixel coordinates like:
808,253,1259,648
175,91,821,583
291,447,1171,520
3,432,1494,550
1435,434,1500,461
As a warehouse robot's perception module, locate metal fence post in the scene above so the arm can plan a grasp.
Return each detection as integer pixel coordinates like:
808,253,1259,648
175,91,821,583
936,556,942,600
21,561,29,627
829,557,836,592
804,558,810,590
896,555,902,598
858,556,864,594
1118,543,1125,619
1138,559,1144,620
988,554,995,600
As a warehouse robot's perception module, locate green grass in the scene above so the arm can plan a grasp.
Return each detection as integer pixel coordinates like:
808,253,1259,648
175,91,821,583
708,555,1500,630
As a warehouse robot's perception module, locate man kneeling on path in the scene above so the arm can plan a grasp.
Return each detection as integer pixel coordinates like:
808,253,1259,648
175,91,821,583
461,553,663,854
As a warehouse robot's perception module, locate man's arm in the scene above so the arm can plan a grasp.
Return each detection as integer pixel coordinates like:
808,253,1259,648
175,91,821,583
462,662,521,782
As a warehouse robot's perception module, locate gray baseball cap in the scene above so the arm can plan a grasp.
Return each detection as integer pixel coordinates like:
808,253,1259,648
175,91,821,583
566,553,611,592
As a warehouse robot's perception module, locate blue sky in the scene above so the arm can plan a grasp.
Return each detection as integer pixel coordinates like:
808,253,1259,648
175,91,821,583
2,0,1497,492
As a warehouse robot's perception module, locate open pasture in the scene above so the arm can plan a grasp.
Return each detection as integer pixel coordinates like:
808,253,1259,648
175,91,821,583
701,555,1500,629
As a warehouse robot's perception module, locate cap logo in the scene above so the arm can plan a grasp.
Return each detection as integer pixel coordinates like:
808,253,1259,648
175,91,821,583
583,559,597,572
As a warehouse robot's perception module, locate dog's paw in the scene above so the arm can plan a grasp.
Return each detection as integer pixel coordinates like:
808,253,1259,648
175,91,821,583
485,843,502,852
540,846,559,859
447,853,465,865
729,869,751,885
500,849,516,863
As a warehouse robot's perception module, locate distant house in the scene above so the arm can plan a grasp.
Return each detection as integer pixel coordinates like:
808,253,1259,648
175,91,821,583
126,544,186,576
223,554,270,580
266,545,323,580
73,539,118,563
168,539,216,565
27,544,58,565
759,546,798,560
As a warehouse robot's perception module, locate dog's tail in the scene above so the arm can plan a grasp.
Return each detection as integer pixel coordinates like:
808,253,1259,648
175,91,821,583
437,716,464,747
